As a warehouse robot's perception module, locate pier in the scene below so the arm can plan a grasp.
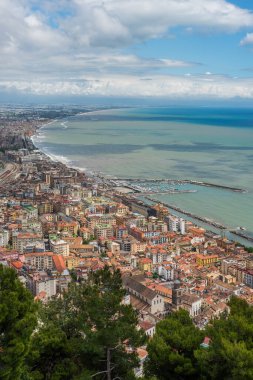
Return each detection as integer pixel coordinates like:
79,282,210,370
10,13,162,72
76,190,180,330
136,190,197,196
229,230,253,243
113,178,247,193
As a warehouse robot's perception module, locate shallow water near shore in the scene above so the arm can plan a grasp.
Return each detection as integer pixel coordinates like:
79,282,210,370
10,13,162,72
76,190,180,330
33,107,253,238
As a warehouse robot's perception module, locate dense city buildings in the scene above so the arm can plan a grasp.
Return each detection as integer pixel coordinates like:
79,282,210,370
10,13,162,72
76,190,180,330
1,108,253,377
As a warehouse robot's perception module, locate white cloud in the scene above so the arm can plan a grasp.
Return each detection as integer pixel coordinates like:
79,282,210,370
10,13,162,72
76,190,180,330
1,0,253,54
1,74,253,99
240,32,253,45
0,0,253,99
62,0,253,48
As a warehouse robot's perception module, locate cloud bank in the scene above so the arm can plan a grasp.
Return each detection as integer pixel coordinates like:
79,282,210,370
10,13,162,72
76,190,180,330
1,0,253,99
2,74,253,99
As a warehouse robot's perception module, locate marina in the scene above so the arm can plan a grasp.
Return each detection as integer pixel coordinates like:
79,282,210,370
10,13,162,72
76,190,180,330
114,178,247,193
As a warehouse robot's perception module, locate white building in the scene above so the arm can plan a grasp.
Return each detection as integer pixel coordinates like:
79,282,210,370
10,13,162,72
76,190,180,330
50,239,69,257
179,218,186,234
24,252,54,270
27,272,56,298
147,250,169,265
138,321,156,337
0,229,9,247
123,276,164,315
168,216,186,234
191,236,205,245
181,294,202,317
158,264,175,281
12,232,43,254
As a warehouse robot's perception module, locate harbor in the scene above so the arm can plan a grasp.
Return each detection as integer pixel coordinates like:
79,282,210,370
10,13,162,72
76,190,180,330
113,178,247,193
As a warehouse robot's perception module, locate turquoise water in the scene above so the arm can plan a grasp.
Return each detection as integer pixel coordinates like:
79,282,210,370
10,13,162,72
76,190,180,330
33,107,253,237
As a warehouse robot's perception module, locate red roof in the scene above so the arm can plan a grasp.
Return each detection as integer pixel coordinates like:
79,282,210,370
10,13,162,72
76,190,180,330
139,258,152,264
52,255,66,273
10,261,23,269
34,291,47,301
203,336,211,345
139,321,155,331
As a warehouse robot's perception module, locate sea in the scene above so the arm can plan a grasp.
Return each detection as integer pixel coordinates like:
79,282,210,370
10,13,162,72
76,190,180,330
33,107,253,243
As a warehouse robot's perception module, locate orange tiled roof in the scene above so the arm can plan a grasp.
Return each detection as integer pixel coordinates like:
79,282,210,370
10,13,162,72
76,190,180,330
139,258,152,264
52,255,66,273
10,261,23,269
196,254,218,260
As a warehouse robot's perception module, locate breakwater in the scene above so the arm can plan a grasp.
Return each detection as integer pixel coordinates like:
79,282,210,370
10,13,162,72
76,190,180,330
115,178,246,193
137,195,253,245
229,230,253,243
137,190,197,196
145,196,227,230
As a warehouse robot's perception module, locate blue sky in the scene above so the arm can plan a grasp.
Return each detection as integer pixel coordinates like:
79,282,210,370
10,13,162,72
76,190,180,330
1,0,253,101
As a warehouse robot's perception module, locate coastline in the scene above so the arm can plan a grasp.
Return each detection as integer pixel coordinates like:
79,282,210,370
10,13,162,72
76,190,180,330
31,106,132,174
28,115,253,247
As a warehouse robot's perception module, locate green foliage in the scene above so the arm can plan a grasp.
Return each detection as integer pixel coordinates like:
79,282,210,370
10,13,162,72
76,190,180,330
27,267,145,379
5,260,253,380
83,236,94,244
195,296,253,379
0,265,37,380
244,247,253,253
146,297,253,380
145,309,203,380
26,322,82,380
69,269,77,282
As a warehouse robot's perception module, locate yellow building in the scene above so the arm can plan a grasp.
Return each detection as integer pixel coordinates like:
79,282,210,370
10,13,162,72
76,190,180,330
65,255,80,269
38,202,54,215
196,254,219,266
139,257,152,272
57,221,79,236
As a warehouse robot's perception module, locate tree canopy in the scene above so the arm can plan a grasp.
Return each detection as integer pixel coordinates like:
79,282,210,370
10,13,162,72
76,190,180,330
27,267,146,380
2,263,253,380
195,296,253,380
145,309,204,380
0,265,37,380
145,296,253,380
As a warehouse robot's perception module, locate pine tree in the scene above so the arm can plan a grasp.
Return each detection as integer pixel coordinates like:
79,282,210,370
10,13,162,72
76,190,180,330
195,296,253,379
0,265,37,380
27,267,145,379
145,309,203,380
145,297,253,380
